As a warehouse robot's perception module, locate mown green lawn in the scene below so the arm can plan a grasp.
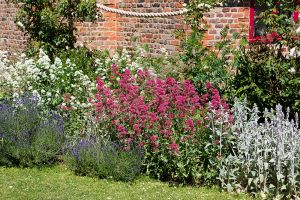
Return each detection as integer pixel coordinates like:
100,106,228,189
0,165,252,200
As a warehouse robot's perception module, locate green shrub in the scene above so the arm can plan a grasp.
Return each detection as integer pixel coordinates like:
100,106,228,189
0,46,182,138
94,65,233,185
9,0,98,56
177,1,239,98
178,26,239,97
0,93,65,167
232,1,300,113
66,138,143,182
233,44,300,114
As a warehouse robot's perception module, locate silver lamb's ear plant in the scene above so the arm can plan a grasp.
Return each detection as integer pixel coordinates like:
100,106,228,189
217,99,300,199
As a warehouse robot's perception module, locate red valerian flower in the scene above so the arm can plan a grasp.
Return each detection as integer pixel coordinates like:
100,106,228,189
205,82,212,90
94,65,231,157
185,118,195,131
150,135,158,142
168,142,179,155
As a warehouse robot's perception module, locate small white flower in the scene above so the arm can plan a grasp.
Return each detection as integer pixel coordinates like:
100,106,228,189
198,3,211,9
198,3,203,8
16,21,25,29
46,92,51,97
32,90,38,95
13,93,19,98
50,74,55,80
160,48,167,54
289,47,300,58
12,80,18,86
296,26,300,35
66,59,71,65
182,3,187,7
288,67,296,74
289,47,297,58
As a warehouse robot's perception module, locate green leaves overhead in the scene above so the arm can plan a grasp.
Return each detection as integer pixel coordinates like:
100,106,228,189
9,0,98,56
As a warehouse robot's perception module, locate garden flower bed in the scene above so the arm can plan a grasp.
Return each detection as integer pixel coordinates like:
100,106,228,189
1,47,300,199
1,1,300,199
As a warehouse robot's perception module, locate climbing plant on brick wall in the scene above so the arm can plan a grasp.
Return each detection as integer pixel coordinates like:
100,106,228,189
8,0,98,56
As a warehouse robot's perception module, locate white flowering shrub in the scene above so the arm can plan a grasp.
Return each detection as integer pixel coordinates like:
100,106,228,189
0,49,100,138
218,99,300,199
0,51,20,97
1,49,96,110
93,46,182,84
0,46,179,138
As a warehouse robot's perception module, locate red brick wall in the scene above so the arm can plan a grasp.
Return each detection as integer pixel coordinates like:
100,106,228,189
0,1,27,52
203,5,250,47
0,0,250,54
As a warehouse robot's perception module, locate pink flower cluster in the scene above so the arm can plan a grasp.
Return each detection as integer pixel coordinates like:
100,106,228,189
202,82,231,118
199,82,226,109
94,65,229,155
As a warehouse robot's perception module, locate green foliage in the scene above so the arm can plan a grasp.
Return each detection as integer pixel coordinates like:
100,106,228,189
184,0,221,31
232,1,300,113
0,46,182,139
179,1,237,96
144,122,232,186
9,0,98,56
233,44,300,113
0,47,108,138
0,93,65,167
66,138,143,182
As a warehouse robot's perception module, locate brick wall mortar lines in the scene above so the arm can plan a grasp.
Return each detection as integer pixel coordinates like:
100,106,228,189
0,0,250,55
0,1,28,52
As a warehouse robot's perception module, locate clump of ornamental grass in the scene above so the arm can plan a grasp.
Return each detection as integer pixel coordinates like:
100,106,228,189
0,93,65,167
94,65,231,185
218,99,300,199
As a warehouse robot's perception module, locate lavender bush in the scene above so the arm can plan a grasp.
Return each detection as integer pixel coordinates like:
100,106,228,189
217,99,300,199
66,136,143,182
0,93,65,167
